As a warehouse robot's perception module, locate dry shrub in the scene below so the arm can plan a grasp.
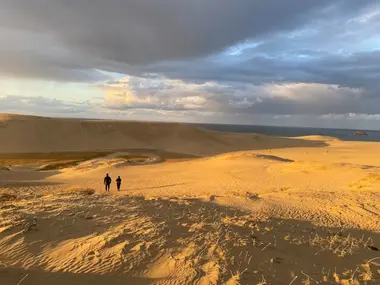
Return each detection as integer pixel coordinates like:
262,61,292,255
246,192,260,200
38,160,83,171
0,192,17,202
65,187,96,196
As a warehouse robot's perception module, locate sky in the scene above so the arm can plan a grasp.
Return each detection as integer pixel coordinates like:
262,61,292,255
0,0,380,129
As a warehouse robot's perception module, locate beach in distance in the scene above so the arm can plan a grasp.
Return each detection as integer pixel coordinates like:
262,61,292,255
197,123,380,142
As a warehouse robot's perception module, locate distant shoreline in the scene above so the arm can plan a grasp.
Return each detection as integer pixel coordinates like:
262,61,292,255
197,123,380,142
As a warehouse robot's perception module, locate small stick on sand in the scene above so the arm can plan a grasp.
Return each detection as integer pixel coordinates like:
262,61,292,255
289,276,298,285
314,248,325,256
17,274,29,285
85,209,91,219
351,266,359,281
261,242,271,251
240,268,248,276
301,270,319,284
366,256,380,264
364,237,373,247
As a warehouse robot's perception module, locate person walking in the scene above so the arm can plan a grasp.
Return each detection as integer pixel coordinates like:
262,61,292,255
104,173,112,192
116,176,122,191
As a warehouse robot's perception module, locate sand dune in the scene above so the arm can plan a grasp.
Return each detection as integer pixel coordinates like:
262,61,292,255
1,114,380,284
1,189,379,285
0,113,326,156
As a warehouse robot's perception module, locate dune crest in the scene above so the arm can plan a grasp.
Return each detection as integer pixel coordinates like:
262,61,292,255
0,114,326,156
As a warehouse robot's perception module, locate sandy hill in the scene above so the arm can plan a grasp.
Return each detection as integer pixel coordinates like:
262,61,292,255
0,114,326,156
1,114,380,284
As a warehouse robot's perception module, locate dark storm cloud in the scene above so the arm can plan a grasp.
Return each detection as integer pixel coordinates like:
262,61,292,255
134,50,380,92
0,0,336,64
0,51,109,82
0,0,376,79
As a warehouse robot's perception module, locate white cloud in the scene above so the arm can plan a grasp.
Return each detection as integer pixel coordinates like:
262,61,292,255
101,76,225,111
98,76,374,118
321,113,380,120
258,82,364,102
0,95,100,117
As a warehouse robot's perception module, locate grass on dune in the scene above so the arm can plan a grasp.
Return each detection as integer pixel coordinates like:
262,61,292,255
37,160,86,171
0,151,112,161
0,150,199,169
0,151,113,169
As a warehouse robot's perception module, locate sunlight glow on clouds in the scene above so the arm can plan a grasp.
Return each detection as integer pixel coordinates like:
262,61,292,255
260,83,364,103
102,77,221,111
99,76,371,118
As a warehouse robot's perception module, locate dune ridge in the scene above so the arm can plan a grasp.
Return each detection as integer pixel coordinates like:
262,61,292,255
0,114,327,156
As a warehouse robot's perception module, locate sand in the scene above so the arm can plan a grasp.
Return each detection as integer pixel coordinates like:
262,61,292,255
0,114,379,285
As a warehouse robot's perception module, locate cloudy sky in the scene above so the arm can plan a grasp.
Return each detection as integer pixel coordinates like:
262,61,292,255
1,0,380,129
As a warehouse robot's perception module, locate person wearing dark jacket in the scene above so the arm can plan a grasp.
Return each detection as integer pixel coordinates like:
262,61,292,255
116,176,122,191
104,173,112,192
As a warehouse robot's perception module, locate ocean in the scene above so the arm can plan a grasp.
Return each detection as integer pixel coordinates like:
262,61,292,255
197,124,380,142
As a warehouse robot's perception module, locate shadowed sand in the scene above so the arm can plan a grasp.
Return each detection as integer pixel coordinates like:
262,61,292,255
1,114,379,284
0,114,327,155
